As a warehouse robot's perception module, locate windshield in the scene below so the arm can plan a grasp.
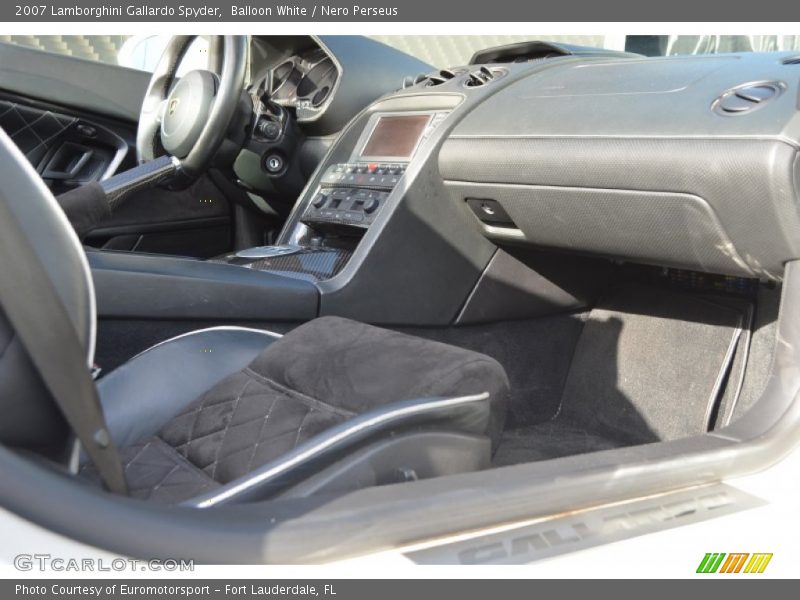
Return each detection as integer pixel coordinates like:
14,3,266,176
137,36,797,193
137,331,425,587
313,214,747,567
371,35,800,67
1,35,799,72
624,35,800,57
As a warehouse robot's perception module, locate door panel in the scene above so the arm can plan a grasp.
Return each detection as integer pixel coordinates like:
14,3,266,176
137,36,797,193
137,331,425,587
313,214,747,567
0,99,76,165
0,41,236,258
0,97,129,195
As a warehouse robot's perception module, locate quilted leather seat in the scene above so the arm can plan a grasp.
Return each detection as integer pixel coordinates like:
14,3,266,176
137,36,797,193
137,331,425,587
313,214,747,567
82,317,509,504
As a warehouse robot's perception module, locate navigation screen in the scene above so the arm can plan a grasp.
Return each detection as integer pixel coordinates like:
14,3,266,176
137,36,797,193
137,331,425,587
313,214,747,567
360,114,430,159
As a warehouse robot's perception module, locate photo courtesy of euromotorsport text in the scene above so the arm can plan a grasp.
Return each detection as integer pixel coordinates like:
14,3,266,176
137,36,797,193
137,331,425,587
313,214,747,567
0,0,798,593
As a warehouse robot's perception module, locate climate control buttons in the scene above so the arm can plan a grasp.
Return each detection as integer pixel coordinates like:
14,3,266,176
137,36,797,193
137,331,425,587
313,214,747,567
302,187,388,229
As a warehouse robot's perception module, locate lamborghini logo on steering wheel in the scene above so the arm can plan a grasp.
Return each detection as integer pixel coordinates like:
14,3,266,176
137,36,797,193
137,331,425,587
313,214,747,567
168,97,180,116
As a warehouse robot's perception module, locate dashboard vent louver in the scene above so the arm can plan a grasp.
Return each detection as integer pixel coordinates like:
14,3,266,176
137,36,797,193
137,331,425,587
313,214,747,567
464,66,496,87
426,69,458,86
714,82,784,116
403,66,504,90
406,69,459,88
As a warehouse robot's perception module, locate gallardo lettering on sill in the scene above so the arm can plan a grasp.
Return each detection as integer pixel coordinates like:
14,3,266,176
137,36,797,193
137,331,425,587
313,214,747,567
696,552,773,573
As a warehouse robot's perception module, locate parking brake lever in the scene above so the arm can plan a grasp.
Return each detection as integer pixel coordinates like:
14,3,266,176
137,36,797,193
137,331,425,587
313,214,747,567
100,154,181,210
56,155,181,240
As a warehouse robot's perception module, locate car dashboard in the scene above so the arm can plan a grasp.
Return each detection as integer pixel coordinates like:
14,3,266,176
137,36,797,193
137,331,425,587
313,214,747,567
254,45,339,122
219,41,800,325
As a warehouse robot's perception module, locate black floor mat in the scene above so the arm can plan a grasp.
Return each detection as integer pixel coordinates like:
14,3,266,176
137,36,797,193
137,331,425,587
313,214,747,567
494,284,751,466
494,421,621,466
398,314,588,428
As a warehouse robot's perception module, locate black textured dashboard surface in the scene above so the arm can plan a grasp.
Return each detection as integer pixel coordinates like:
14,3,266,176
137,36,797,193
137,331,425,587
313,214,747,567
438,51,800,280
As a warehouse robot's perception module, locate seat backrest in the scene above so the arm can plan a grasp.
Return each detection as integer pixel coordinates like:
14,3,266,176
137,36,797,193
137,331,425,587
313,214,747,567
0,127,95,449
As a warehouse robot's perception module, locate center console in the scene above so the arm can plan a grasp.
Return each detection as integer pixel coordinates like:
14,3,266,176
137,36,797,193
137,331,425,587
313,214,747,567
301,111,447,231
213,109,450,281
91,56,603,329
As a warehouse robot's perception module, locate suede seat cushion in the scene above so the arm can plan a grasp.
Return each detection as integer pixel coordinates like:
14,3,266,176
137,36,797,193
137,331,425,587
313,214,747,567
82,316,509,504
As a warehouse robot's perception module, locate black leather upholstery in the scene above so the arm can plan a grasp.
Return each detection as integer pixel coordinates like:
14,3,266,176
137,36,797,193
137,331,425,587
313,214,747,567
82,317,509,504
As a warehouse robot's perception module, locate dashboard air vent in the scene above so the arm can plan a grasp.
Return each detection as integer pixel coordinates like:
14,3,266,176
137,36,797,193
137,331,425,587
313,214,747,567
406,69,460,88
714,82,784,116
464,66,496,87
427,69,458,86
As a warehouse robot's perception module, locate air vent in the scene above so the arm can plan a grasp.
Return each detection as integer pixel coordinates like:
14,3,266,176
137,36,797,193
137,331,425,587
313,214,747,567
714,81,785,116
427,69,459,86
782,56,800,65
405,69,461,89
464,66,497,88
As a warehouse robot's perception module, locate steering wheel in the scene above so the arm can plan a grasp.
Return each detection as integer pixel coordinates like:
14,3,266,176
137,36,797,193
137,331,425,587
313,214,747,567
136,35,248,179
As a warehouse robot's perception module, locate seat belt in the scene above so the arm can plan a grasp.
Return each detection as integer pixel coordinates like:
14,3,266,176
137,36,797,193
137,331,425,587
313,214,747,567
0,202,127,495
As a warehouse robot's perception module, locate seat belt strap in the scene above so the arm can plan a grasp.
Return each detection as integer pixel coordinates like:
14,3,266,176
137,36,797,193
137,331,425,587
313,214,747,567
0,202,127,495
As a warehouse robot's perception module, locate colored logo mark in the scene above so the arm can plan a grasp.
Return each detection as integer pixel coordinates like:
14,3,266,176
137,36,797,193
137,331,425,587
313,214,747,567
696,553,773,574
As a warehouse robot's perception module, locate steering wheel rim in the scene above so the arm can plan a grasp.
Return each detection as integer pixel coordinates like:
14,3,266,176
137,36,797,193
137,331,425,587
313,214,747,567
136,35,248,179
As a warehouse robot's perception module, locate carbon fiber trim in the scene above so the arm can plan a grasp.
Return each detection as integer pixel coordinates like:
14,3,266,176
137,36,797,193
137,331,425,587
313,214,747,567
212,246,353,281
100,155,179,210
